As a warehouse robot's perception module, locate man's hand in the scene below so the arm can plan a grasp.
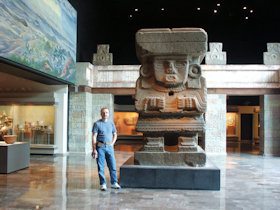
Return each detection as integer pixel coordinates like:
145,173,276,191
92,149,98,159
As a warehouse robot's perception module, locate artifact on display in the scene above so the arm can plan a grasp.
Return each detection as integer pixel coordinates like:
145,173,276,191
134,28,208,166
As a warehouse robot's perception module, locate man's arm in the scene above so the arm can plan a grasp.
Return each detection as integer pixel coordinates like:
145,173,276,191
111,132,117,145
92,132,98,158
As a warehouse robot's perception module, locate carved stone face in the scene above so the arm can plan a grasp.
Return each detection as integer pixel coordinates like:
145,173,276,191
153,56,189,86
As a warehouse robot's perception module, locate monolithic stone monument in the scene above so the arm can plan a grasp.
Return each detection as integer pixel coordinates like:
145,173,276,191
120,28,220,190
134,28,208,167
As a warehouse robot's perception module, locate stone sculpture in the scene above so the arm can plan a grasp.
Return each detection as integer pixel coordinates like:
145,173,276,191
263,43,280,65
134,28,208,166
93,44,113,65
206,42,227,65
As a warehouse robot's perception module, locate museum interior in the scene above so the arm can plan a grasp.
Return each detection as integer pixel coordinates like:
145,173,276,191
1,0,280,209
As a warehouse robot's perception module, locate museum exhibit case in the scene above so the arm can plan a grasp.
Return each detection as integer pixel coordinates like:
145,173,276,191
0,105,55,145
113,112,142,136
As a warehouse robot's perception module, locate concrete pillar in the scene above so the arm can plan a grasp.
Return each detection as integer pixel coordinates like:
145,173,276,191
205,94,227,154
54,85,68,154
260,95,280,156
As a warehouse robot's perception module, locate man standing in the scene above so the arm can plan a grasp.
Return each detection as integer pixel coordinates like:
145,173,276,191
92,107,121,191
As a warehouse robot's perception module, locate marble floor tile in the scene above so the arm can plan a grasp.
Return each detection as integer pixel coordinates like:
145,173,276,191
0,144,280,209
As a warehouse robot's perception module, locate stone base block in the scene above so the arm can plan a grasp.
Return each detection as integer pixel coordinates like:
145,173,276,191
0,142,30,174
120,156,220,190
134,147,206,167
30,144,58,155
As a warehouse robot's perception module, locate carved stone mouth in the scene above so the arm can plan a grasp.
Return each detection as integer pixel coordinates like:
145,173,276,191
165,74,177,82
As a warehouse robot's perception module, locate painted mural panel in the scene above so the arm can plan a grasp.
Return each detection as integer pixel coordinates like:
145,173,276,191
0,0,77,83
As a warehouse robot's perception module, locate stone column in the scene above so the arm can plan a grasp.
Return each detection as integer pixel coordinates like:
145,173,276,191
54,85,68,154
68,92,93,153
92,93,114,122
260,95,280,156
205,94,227,154
68,92,114,153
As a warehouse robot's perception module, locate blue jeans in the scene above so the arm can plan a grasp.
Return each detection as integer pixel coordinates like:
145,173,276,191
96,144,118,185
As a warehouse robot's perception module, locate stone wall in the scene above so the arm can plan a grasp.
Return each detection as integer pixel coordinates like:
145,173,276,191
205,94,227,154
260,95,280,156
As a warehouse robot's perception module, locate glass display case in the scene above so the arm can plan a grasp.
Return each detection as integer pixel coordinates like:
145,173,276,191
226,112,237,136
114,112,142,136
0,105,55,145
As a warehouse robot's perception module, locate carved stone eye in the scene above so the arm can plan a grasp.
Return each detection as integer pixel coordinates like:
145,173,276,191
174,61,187,68
188,64,201,78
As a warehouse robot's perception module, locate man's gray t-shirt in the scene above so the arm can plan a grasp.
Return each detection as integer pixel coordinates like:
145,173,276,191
92,120,117,143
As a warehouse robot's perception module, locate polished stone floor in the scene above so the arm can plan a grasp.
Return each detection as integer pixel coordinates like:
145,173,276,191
1,144,280,210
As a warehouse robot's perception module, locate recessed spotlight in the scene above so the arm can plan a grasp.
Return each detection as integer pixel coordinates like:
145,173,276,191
250,10,253,13
217,3,220,6
197,7,201,11
245,16,248,19
214,10,217,13
135,8,138,12
129,15,133,18
243,6,247,10
161,8,165,11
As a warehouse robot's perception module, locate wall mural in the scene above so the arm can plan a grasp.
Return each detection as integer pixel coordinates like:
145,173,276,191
0,0,77,83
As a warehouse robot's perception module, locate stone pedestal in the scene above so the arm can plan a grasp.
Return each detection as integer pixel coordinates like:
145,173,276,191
120,156,220,190
0,142,30,174
260,95,280,156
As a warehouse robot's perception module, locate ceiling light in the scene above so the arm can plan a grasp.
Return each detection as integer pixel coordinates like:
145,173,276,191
197,7,201,11
214,10,217,13
250,10,253,13
135,8,138,12
243,6,247,10
129,15,133,18
161,8,165,11
245,16,248,19
217,3,220,6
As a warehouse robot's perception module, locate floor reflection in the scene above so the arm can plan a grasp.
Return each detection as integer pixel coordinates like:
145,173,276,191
0,143,280,209
227,140,260,155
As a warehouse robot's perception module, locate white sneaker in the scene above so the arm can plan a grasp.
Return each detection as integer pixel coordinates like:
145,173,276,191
100,184,107,191
111,183,121,189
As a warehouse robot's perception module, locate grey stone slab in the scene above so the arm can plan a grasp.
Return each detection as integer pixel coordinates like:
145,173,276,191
0,142,30,174
120,156,220,190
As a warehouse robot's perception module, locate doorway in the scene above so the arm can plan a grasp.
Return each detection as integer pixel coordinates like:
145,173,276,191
241,114,253,141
